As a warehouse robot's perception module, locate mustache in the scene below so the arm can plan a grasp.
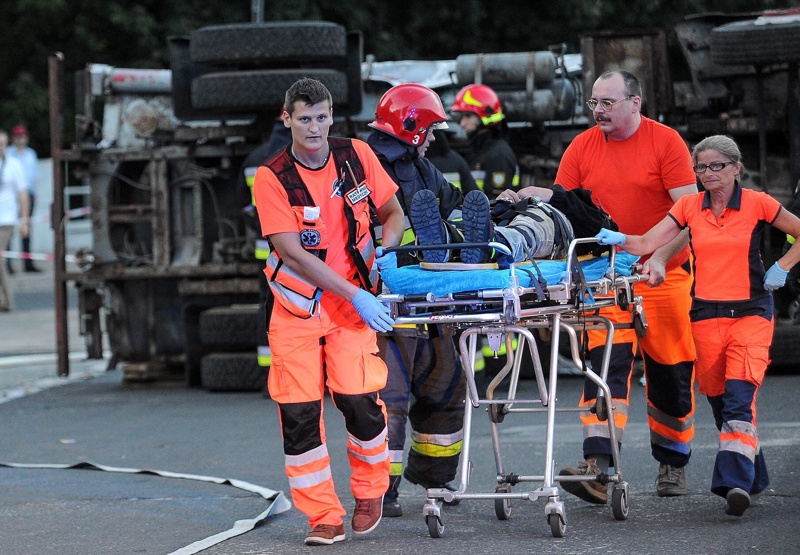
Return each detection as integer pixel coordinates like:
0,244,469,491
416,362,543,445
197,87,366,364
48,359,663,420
595,115,610,123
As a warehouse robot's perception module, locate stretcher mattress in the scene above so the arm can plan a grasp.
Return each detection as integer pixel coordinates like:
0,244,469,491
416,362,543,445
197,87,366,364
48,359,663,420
381,252,640,298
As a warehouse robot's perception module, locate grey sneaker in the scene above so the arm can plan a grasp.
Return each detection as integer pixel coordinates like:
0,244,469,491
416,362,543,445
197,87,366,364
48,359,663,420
726,488,750,516
656,463,688,497
558,459,608,504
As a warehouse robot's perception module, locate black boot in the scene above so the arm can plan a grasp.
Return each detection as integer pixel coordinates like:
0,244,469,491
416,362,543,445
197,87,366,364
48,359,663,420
383,475,402,517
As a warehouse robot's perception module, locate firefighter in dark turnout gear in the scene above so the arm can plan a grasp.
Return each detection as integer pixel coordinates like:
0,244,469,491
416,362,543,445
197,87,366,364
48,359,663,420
366,83,467,517
451,84,520,199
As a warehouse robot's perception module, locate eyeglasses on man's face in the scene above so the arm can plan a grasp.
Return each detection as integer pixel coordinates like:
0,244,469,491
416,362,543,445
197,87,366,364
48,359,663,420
693,161,736,174
586,95,634,111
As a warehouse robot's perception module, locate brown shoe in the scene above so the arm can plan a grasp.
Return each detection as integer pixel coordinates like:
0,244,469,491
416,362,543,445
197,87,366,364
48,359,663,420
656,463,688,497
352,496,383,535
304,523,346,546
558,459,608,504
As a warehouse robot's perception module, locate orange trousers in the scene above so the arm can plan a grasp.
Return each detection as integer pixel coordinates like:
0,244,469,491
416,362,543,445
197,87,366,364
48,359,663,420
268,295,390,528
581,265,696,467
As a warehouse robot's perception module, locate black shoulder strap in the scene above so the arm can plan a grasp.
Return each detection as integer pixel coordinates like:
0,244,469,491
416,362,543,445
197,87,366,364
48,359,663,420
328,137,375,291
264,145,315,206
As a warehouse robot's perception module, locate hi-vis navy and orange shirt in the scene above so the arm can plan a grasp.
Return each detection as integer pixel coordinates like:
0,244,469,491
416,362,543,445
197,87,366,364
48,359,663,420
668,184,782,311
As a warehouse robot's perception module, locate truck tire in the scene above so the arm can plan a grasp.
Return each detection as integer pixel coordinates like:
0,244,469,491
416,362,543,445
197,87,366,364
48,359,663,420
199,305,261,348
711,19,800,66
201,353,267,392
190,22,347,66
769,324,800,372
191,69,349,112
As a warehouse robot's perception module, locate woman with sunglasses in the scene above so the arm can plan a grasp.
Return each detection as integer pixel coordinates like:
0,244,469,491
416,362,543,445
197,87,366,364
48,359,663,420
596,134,800,517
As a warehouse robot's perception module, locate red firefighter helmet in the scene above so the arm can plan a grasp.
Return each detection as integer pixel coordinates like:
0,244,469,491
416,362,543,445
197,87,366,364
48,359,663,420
451,84,504,126
369,83,449,146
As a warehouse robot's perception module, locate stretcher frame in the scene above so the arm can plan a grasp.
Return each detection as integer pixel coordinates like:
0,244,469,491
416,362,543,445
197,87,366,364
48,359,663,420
379,238,648,538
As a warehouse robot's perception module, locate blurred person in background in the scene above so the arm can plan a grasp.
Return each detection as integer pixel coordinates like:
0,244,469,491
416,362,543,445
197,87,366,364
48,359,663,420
7,124,39,273
0,129,30,311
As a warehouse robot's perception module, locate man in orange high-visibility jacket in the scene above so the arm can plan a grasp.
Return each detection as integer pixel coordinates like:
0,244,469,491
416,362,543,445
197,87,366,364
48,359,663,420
555,69,698,504
253,78,405,547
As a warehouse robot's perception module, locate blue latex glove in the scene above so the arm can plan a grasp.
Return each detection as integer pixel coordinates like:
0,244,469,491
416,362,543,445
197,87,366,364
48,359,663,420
596,228,627,246
375,247,397,272
351,289,395,333
763,262,789,291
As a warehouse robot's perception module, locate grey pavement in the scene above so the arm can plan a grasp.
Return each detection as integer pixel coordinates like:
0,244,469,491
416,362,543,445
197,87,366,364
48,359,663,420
1,264,799,554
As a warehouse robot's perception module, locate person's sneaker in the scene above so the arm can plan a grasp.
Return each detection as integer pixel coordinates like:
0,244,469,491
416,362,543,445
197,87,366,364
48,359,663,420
558,459,608,504
461,190,493,264
351,496,383,535
725,487,750,516
410,189,448,263
304,523,346,545
656,463,688,497
382,495,402,517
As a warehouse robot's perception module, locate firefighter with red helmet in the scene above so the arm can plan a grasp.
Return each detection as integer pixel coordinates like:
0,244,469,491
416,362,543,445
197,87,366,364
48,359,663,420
367,83,467,517
451,83,520,199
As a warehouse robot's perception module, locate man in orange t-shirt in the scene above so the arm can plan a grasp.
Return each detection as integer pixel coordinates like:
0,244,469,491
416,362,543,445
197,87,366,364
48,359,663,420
554,70,698,504
253,78,405,546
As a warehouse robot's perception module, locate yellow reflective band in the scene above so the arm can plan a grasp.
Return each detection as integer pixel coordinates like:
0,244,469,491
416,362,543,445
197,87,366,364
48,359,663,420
258,345,272,367
390,462,403,476
481,111,504,126
410,439,463,458
255,239,271,261
402,228,417,245
245,167,258,205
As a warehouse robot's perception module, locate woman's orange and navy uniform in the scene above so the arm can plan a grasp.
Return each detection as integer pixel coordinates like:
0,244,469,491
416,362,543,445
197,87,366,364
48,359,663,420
669,184,781,497
253,138,398,529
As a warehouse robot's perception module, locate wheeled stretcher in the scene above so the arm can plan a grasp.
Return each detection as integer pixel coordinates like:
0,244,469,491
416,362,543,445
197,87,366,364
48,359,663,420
378,238,648,538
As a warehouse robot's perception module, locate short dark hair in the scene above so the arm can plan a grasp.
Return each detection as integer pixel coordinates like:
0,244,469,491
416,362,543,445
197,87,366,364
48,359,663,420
599,69,643,99
284,78,333,115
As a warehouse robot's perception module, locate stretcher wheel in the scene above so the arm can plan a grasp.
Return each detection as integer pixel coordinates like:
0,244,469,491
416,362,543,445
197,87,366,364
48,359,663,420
495,486,512,520
548,513,566,537
489,403,506,423
634,312,647,338
611,488,629,521
618,289,630,310
426,515,444,538
594,395,608,422
495,497,512,520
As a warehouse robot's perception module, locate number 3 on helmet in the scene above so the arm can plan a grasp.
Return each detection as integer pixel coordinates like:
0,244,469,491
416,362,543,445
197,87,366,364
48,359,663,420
369,83,449,146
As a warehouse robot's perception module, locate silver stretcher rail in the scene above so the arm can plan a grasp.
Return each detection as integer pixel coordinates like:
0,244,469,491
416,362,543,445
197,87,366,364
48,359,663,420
379,238,649,538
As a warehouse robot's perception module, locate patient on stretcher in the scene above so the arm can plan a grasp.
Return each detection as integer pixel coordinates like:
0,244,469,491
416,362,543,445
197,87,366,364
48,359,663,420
410,185,618,266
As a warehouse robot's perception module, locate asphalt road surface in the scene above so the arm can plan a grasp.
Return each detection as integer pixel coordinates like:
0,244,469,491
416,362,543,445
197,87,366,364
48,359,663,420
1,265,798,554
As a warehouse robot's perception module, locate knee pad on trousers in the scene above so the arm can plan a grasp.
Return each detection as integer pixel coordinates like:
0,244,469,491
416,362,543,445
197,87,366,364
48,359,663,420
332,391,386,441
279,401,323,455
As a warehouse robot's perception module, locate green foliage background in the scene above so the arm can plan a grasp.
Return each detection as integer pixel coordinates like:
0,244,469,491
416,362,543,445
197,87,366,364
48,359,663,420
2,0,797,156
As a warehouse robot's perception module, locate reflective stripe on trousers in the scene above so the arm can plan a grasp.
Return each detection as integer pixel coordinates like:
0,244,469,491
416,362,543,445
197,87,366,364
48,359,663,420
582,265,695,467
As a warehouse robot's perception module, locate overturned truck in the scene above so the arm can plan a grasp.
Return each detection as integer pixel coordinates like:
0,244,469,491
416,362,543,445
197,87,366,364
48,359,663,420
50,12,800,388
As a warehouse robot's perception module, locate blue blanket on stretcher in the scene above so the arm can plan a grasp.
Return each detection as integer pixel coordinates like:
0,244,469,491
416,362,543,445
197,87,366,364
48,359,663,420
381,253,640,298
